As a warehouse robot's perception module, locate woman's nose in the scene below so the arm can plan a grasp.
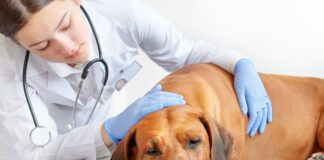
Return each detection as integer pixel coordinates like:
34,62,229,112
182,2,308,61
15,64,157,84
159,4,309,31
53,33,75,55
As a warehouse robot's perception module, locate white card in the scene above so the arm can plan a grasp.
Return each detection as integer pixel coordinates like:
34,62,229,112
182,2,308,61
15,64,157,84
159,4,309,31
114,61,142,91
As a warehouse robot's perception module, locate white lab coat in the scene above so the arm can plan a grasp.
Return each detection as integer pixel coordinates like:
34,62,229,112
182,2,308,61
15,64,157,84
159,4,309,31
0,0,244,159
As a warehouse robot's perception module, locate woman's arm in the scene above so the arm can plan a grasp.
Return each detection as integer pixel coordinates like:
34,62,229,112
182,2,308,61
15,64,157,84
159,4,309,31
130,0,245,73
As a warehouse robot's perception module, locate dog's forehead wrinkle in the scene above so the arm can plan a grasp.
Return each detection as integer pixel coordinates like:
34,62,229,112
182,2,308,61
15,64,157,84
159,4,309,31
148,136,162,147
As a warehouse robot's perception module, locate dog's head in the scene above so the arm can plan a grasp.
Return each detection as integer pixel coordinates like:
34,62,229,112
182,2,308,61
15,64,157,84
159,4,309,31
112,106,233,160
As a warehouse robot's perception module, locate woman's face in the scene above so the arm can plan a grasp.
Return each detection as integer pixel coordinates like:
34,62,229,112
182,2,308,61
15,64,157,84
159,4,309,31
15,0,91,66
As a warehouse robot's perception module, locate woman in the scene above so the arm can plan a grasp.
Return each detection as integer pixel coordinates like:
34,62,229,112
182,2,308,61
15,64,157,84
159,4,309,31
0,0,272,159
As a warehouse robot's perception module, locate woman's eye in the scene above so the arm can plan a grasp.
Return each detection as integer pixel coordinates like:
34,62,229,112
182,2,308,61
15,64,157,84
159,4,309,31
39,46,48,51
61,23,70,31
61,18,71,31
186,138,201,149
37,42,49,51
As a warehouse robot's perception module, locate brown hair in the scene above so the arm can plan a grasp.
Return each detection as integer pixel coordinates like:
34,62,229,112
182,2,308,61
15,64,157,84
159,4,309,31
0,0,52,38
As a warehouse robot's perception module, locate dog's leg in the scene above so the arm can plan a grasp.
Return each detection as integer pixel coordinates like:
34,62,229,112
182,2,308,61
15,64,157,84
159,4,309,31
309,113,324,160
317,114,324,150
307,152,324,160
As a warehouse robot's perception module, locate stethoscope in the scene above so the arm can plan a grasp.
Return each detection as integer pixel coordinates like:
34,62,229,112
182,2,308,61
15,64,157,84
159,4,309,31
22,6,109,147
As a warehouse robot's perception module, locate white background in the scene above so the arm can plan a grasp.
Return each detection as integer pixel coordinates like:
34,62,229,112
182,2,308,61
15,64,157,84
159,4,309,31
125,0,324,104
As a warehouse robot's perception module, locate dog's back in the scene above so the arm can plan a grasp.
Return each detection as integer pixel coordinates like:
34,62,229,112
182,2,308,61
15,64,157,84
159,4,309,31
160,63,324,159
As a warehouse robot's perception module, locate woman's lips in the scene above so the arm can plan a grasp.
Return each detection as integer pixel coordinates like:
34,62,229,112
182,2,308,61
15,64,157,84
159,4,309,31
66,45,82,59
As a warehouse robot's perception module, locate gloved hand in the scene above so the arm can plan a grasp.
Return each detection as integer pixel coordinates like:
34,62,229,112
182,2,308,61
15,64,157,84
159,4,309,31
234,58,272,137
103,84,185,144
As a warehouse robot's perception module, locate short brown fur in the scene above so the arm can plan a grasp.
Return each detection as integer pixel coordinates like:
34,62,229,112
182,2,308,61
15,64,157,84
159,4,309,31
113,64,324,160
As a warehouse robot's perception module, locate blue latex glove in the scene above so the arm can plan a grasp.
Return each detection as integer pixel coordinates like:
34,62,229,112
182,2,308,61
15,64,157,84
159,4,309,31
103,84,185,144
234,58,272,137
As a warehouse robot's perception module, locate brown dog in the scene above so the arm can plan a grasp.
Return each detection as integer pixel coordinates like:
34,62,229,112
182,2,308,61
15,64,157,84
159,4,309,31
112,64,324,160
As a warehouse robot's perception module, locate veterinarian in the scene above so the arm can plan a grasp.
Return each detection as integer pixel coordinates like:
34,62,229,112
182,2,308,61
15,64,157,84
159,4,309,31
0,0,272,159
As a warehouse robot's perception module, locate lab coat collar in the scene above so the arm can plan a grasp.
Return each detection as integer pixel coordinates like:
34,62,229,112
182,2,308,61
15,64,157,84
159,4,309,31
13,50,83,107
46,71,84,107
45,34,97,78
46,62,80,77
44,39,98,107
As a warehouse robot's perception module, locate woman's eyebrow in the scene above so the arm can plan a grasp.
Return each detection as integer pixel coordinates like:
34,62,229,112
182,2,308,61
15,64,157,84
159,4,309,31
28,11,69,48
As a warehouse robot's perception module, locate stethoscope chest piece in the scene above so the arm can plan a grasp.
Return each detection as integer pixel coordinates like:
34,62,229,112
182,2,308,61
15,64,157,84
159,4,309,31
30,126,51,147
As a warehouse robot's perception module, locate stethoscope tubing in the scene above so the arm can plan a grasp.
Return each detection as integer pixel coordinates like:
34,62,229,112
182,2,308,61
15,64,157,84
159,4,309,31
22,51,39,128
80,6,103,58
22,5,109,146
73,58,108,128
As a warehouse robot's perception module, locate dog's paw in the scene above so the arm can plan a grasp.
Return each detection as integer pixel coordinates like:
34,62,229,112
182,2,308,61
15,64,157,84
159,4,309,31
307,152,324,160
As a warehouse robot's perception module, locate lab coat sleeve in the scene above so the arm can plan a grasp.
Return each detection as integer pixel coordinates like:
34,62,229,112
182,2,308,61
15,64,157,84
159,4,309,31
0,55,112,159
130,0,246,73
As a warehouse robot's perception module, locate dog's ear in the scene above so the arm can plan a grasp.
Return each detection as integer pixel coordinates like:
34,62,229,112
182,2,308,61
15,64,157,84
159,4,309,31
111,127,137,160
199,115,233,160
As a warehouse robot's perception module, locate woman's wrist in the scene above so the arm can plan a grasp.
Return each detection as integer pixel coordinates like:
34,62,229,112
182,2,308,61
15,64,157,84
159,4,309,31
101,125,113,147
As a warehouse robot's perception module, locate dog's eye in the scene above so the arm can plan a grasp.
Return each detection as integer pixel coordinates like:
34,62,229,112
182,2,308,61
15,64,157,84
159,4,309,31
146,147,160,156
186,138,201,149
